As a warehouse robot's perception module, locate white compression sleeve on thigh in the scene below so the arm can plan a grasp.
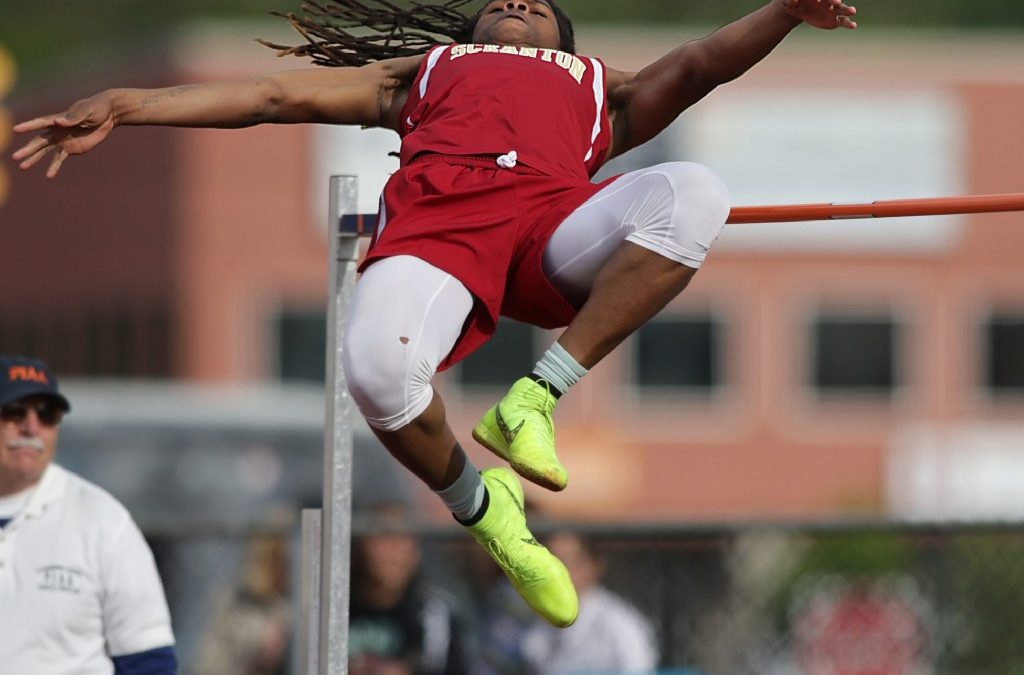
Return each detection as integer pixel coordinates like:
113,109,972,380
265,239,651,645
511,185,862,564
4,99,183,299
623,162,730,268
343,255,474,431
543,162,730,305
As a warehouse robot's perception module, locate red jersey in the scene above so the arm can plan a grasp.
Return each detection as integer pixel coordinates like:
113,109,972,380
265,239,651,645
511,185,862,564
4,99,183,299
361,44,618,368
399,44,612,179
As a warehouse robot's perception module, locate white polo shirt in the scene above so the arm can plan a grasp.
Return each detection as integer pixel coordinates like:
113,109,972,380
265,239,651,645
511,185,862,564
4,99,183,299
0,463,175,675
523,585,659,673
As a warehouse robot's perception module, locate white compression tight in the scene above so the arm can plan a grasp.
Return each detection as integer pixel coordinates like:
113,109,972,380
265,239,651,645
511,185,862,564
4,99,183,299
344,162,729,431
343,255,474,431
543,161,730,307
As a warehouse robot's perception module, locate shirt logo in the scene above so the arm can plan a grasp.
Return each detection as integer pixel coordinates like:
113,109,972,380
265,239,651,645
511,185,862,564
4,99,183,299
36,565,84,595
448,44,588,85
8,365,48,385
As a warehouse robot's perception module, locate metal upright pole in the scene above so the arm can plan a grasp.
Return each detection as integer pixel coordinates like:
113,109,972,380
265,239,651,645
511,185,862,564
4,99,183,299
317,175,361,675
298,509,322,675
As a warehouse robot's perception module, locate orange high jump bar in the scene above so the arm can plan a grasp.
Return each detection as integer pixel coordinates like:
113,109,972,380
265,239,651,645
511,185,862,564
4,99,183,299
726,192,1024,224
341,193,1024,235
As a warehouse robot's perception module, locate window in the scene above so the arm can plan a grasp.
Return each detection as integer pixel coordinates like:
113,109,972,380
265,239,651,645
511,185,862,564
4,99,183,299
633,314,722,391
276,310,326,383
810,312,901,395
983,314,1024,394
0,306,173,378
275,313,539,388
458,319,536,388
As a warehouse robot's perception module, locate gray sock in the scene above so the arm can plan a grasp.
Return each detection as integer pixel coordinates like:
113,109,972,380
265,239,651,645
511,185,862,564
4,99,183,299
532,341,588,396
435,456,486,522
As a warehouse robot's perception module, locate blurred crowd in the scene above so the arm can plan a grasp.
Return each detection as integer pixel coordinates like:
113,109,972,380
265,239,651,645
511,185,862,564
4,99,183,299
192,507,659,675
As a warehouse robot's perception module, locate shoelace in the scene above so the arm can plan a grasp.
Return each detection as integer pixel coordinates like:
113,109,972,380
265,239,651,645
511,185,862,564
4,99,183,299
486,537,544,586
521,382,556,415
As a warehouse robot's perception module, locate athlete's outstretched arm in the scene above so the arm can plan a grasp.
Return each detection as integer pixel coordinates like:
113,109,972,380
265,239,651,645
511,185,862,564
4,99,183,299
12,55,423,178
605,0,856,157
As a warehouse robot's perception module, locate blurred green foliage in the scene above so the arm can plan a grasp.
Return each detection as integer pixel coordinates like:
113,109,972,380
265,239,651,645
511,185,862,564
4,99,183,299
2,0,1022,78
940,535,1024,675
767,533,917,626
1,0,284,77
790,533,915,578
763,531,1024,674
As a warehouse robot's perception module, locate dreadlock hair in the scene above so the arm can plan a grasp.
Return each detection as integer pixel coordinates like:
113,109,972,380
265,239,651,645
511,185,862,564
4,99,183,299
258,0,576,68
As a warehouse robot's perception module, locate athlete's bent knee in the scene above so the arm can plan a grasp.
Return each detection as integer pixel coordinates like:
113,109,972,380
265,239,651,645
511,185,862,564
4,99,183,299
342,319,435,432
627,162,730,269
661,162,731,219
662,162,730,267
341,256,472,432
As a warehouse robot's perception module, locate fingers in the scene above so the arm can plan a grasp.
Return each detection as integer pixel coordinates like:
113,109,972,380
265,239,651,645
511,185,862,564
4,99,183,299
46,149,69,179
820,0,858,30
12,134,69,178
10,135,51,162
831,0,858,18
12,114,68,134
15,142,54,171
782,0,857,29
834,1,857,30
13,104,93,134
16,142,69,178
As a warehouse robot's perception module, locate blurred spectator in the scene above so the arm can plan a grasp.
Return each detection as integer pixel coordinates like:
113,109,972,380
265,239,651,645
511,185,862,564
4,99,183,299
465,542,537,675
349,506,470,675
466,503,549,675
523,531,658,674
194,533,292,675
0,355,177,674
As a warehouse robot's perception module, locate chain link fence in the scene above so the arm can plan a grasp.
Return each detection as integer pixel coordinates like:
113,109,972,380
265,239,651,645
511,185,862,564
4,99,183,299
148,519,1024,675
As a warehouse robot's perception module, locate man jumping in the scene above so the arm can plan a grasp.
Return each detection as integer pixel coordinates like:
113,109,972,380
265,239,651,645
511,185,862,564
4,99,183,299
13,0,857,627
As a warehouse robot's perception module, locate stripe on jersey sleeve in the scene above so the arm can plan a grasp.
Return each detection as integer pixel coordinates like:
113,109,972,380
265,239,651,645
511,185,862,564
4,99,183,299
419,46,450,99
583,57,606,163
375,195,389,241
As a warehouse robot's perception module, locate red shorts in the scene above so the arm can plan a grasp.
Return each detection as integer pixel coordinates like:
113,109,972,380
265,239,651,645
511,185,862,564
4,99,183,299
361,155,615,370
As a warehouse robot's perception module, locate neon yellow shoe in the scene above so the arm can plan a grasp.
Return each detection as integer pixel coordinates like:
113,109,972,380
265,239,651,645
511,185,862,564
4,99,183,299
472,377,568,491
466,468,578,627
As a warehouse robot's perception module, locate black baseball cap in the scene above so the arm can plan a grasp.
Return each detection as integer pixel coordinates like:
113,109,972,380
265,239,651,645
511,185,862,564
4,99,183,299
0,356,71,412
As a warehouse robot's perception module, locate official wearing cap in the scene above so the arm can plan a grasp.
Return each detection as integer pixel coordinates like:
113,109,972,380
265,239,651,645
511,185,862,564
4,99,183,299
0,356,178,675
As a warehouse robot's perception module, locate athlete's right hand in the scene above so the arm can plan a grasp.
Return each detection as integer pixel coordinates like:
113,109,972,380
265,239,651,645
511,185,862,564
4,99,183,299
11,93,117,178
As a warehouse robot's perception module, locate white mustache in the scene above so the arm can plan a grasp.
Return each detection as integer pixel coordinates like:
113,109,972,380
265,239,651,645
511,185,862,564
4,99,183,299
7,437,45,451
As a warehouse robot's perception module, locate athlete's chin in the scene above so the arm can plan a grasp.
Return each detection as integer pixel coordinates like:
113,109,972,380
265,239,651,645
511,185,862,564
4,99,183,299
480,25,540,49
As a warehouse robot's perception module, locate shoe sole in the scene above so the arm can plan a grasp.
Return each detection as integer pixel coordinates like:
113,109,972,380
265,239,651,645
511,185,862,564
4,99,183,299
473,409,567,492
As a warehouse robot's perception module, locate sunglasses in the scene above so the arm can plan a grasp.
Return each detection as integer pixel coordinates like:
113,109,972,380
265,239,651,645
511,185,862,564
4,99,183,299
1,400,64,427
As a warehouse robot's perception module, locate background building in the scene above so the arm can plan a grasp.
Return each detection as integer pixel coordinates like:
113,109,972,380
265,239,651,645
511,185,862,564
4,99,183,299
4,24,1024,523
3,8,1024,672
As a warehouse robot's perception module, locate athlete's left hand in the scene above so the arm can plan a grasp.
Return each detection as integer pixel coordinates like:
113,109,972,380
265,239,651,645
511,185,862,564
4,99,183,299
782,0,858,30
